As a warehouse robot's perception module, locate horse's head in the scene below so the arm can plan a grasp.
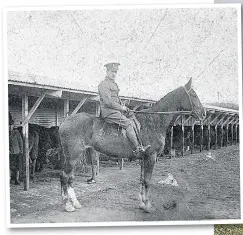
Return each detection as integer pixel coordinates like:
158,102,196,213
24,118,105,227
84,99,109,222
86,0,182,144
180,78,206,121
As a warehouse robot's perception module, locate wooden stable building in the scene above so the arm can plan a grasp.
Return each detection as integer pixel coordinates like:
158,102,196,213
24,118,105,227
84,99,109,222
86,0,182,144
8,71,240,191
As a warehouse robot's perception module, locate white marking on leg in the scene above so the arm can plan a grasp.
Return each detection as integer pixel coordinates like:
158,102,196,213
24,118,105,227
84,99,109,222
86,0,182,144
68,187,82,209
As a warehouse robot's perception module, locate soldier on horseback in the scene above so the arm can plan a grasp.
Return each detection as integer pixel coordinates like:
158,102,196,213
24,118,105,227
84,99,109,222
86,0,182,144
98,62,150,157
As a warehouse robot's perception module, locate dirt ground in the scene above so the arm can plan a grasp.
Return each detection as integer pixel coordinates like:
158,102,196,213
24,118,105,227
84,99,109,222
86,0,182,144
9,144,240,225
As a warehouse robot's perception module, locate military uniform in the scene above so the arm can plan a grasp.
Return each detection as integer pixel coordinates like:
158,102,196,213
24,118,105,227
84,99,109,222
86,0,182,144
98,76,133,129
98,62,150,156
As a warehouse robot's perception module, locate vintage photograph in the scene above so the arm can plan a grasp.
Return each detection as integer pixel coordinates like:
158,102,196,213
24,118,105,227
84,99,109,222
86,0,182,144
5,4,241,226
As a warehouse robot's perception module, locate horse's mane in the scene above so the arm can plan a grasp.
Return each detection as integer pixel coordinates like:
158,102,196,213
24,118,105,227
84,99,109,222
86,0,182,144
149,86,182,112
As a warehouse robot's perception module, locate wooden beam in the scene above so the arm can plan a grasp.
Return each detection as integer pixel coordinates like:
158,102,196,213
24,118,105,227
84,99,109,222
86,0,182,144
215,115,227,126
22,95,29,191
173,115,181,126
182,116,192,126
228,117,238,125
89,95,100,101
203,113,212,125
210,114,223,125
21,91,47,127
71,97,88,116
222,116,234,126
46,90,62,98
64,100,69,118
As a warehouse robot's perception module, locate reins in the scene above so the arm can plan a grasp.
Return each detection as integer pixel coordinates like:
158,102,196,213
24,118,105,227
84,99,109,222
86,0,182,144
131,110,192,115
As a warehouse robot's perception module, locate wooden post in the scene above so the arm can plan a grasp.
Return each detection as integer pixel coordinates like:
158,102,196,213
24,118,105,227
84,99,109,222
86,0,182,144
220,126,224,148
170,126,174,157
200,122,203,152
64,99,69,118
119,158,124,170
22,95,29,191
236,124,239,143
181,116,184,157
207,124,211,150
191,124,195,154
226,125,229,147
231,124,234,145
215,125,218,150
96,103,101,117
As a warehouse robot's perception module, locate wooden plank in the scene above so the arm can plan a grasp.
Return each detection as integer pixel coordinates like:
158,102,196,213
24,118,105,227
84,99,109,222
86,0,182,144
64,100,69,118
22,95,29,191
71,97,88,116
21,91,47,127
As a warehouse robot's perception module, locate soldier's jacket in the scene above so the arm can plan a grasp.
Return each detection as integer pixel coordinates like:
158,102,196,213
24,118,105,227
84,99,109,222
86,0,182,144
98,77,124,118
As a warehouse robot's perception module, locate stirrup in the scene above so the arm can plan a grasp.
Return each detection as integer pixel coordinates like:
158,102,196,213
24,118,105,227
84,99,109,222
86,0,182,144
133,145,151,155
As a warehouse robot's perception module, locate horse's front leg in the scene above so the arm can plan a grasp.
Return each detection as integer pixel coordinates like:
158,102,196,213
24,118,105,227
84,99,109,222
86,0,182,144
140,152,157,212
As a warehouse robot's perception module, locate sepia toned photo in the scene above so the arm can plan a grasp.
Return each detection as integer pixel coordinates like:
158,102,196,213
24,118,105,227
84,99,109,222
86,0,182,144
4,4,242,227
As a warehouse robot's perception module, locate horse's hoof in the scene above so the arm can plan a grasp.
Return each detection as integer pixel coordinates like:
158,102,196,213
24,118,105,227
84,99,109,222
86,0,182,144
73,201,82,209
139,203,146,210
87,179,96,184
65,204,76,212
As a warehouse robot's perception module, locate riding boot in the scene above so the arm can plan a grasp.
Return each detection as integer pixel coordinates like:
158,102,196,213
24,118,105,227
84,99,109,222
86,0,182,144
126,125,151,158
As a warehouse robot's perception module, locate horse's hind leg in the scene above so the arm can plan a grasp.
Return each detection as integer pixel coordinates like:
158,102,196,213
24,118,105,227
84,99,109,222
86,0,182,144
60,160,82,212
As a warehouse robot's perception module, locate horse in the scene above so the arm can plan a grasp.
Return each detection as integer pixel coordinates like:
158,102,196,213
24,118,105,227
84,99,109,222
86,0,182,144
58,78,206,212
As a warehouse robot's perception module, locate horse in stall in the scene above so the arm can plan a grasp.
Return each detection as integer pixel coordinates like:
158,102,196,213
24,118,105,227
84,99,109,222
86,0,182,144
58,78,206,212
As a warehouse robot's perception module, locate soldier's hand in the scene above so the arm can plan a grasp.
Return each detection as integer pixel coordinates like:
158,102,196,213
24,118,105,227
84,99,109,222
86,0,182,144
121,106,129,112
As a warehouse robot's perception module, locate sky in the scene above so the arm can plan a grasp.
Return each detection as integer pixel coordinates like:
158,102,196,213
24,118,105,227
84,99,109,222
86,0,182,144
7,6,240,104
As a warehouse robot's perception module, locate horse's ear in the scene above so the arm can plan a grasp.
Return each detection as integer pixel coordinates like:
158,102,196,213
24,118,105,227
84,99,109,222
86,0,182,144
185,77,192,91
